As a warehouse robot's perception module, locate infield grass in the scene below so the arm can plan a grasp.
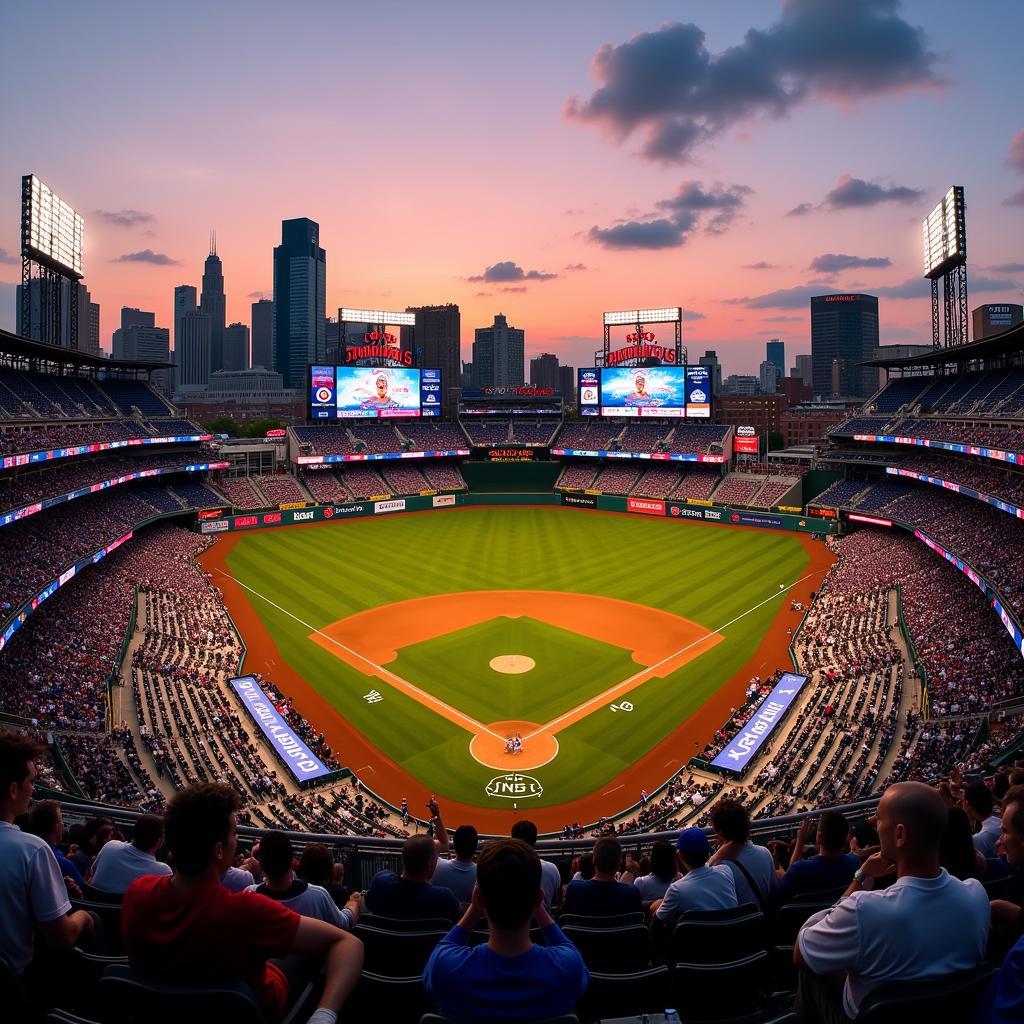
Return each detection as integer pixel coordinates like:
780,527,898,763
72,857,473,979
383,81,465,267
223,506,810,808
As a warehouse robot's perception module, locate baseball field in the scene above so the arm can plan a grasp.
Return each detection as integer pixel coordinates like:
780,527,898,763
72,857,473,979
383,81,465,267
201,506,832,830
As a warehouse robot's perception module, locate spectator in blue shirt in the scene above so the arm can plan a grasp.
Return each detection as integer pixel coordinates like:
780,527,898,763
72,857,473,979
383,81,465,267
562,837,643,917
977,929,1024,1023
365,834,459,922
424,838,588,1021
27,800,85,891
771,811,859,910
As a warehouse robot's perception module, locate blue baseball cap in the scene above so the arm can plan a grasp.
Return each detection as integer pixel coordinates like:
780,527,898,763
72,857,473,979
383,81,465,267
676,828,709,861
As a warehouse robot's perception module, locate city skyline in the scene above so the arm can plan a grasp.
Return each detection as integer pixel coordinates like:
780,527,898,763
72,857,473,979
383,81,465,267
1,1,1023,379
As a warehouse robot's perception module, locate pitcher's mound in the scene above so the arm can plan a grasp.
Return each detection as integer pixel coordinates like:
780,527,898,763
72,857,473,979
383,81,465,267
490,655,536,674
470,720,559,770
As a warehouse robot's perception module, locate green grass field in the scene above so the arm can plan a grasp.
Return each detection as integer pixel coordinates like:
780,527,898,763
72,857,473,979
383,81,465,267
224,507,809,808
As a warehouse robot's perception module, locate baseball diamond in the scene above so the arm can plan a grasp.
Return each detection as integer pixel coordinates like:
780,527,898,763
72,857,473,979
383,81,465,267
201,504,831,831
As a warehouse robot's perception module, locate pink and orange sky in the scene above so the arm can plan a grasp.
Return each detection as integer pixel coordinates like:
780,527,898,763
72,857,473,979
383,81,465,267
1,0,1023,377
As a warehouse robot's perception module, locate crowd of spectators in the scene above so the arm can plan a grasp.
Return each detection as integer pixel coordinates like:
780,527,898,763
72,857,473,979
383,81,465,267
552,420,622,450
555,462,598,489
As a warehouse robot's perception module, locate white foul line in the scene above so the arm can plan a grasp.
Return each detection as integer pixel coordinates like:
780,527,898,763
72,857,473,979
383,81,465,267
523,571,821,741
212,568,507,742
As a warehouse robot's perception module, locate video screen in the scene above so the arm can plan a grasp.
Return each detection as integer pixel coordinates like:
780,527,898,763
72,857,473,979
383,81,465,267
310,366,441,419
600,366,687,417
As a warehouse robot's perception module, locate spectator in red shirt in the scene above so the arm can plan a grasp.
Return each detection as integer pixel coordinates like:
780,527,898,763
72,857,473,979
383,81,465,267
122,783,362,1023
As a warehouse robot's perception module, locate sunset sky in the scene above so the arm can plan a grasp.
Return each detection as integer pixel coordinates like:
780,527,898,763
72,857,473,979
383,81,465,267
1,0,1023,377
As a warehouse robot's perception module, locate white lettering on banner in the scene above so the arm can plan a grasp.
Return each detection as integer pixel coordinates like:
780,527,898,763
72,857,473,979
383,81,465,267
374,499,406,514
432,494,456,508
292,510,314,521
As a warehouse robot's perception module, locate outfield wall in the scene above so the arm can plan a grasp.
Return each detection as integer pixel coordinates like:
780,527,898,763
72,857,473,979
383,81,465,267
198,490,836,535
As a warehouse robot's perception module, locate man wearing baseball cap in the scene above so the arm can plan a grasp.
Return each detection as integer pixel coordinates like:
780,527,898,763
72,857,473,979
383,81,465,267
651,829,737,929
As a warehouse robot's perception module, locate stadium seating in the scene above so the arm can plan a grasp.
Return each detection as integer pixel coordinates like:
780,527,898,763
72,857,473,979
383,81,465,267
300,469,353,503
217,476,267,509
555,463,598,489
339,465,389,498
710,473,763,505
398,421,469,450
422,462,467,490
292,425,358,456
553,420,621,450
592,463,641,494
351,423,403,454
461,419,511,444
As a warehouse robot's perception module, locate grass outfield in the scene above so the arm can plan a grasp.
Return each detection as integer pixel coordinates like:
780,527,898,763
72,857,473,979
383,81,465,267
223,507,810,807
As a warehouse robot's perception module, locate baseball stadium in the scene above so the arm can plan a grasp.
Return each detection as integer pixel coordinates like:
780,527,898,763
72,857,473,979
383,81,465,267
3,302,1024,1015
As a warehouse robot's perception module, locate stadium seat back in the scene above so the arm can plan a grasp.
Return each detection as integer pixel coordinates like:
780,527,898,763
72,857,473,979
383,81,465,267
69,898,124,956
352,924,447,976
851,963,996,1023
561,924,652,973
771,901,833,946
790,886,845,904
98,964,270,1024
344,972,434,1024
80,883,123,904
574,965,671,1023
557,912,645,929
669,951,770,1020
359,914,455,932
670,908,767,965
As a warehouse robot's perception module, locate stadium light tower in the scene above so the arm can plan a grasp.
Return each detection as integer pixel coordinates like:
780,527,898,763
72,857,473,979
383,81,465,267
922,186,968,347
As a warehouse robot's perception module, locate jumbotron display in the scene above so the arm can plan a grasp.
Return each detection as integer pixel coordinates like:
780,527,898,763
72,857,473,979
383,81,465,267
309,365,441,419
578,365,711,418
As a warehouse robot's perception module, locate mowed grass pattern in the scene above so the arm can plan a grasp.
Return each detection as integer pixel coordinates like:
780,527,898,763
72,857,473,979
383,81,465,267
224,507,810,807
390,617,639,725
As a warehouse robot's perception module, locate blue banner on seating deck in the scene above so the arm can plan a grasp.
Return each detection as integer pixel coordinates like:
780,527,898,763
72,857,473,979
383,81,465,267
710,672,808,774
230,675,333,782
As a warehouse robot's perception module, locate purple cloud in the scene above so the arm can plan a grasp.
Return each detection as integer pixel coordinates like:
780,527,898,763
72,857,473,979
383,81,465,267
111,249,180,266
468,261,556,283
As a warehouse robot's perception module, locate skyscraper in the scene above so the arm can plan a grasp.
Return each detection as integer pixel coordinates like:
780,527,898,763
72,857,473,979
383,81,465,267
176,310,212,388
273,218,326,389
558,364,575,399
402,304,461,417
200,234,226,374
472,313,524,387
766,339,785,378
251,298,274,369
759,359,780,395
223,322,250,372
810,294,879,398
699,350,723,396
86,298,101,357
794,353,813,389
112,307,156,358
530,353,560,389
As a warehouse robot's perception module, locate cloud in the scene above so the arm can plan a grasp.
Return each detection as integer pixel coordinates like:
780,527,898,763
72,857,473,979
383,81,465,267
589,180,752,250
473,291,493,298
743,261,776,270
563,262,588,271
787,202,814,217
1008,129,1024,174
870,276,1018,299
725,281,835,309
468,260,557,283
809,252,892,274
500,286,528,293
682,308,705,321
0,247,18,266
94,209,155,227
987,263,1024,273
247,290,272,300
971,276,1021,293
762,315,804,322
552,335,601,343
823,174,923,210
1003,188,1024,207
111,249,180,266
565,1,941,162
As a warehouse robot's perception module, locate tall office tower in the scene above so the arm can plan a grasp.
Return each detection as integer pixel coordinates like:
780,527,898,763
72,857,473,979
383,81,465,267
86,299,101,357
766,339,785,378
794,353,813,389
402,303,461,417
223,322,250,372
473,313,524,387
174,285,198,389
273,218,326,389
176,310,212,387
759,359,780,395
111,307,156,358
530,352,560,389
810,294,879,398
699,350,723,396
324,318,343,363
200,234,226,373
558,364,575,399
251,298,274,369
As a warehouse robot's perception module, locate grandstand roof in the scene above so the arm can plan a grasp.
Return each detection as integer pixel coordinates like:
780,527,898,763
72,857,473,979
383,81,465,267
0,328,173,374
863,319,1024,369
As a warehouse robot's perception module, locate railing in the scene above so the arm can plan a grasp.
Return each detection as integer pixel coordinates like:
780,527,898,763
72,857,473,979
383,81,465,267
894,582,928,716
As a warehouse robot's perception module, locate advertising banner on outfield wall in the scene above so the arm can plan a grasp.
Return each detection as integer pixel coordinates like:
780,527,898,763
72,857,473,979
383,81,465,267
230,676,334,783
627,497,666,515
710,672,808,774
561,493,597,509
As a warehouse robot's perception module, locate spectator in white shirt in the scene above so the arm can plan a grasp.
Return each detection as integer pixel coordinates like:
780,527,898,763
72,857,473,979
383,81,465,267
795,781,990,1023
89,814,172,894
432,825,478,904
963,781,1002,859
652,829,737,930
0,733,93,976
511,820,562,910
246,830,360,929
707,799,776,909
634,841,680,906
